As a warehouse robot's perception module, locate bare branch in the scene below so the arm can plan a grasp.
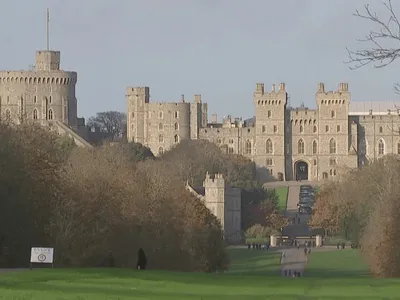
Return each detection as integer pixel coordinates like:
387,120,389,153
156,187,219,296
346,0,400,72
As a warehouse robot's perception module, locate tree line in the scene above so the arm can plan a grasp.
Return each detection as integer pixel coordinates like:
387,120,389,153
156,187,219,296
0,123,282,271
309,155,400,277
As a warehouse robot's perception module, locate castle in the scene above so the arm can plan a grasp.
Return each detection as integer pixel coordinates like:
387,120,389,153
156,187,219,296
127,83,400,181
0,49,91,147
186,173,241,244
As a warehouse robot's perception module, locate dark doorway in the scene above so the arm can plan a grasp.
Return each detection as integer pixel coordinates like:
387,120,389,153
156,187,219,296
295,161,308,181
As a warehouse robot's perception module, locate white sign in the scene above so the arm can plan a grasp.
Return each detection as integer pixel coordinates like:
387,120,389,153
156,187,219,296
30,247,54,264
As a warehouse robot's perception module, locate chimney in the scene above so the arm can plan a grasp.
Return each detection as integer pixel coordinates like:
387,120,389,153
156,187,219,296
211,114,217,124
194,94,201,103
278,83,285,91
256,83,265,94
317,82,325,93
181,94,185,102
272,84,275,92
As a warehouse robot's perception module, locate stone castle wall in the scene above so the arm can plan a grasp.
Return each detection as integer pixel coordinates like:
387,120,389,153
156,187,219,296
126,82,400,182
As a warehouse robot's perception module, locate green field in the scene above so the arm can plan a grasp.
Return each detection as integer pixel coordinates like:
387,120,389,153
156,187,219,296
1,248,400,299
274,186,288,212
306,248,370,278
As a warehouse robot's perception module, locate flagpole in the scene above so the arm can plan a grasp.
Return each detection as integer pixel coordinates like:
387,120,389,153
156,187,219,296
46,8,50,51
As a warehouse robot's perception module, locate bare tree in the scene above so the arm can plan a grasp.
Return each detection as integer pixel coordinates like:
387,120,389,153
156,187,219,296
346,0,400,92
87,111,127,141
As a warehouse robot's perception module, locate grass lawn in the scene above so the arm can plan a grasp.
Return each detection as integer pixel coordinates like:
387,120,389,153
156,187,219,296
1,248,400,299
306,249,370,278
274,186,288,213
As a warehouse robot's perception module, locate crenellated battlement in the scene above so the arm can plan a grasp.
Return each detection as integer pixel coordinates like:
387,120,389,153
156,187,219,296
203,172,225,188
316,82,349,96
253,82,287,106
0,71,77,85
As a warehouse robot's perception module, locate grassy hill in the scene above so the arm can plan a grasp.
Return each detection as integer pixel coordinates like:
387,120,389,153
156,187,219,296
0,248,399,299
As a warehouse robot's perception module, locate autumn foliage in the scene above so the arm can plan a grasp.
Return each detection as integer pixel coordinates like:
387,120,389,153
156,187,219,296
0,124,227,272
309,155,400,277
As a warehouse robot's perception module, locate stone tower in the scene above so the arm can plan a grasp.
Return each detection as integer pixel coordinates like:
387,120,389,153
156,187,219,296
315,83,350,177
253,83,287,180
126,86,150,144
203,172,225,229
0,50,77,126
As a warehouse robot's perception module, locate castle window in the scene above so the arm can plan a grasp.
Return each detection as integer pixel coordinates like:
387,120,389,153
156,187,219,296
245,140,252,154
300,125,303,133
397,142,400,154
174,123,179,130
48,109,53,120
174,134,179,143
378,139,385,155
159,135,164,143
313,125,317,133
174,111,179,118
228,147,234,154
5,109,11,121
158,123,163,130
329,158,336,166
262,125,266,133
337,125,341,132
159,111,163,119
267,110,272,118
158,147,164,155
313,159,317,166
131,112,134,118
334,169,337,176
7,96,10,103
379,126,383,133
325,125,329,132
329,138,336,154
331,110,335,118
312,140,317,154
49,96,52,104
265,139,273,154
229,139,234,144
217,139,222,144
33,109,38,120
297,139,304,154
273,125,277,133
266,158,273,166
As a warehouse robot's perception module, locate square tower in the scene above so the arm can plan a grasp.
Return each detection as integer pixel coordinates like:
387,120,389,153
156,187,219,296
253,83,287,181
35,51,60,71
203,172,225,229
126,87,150,144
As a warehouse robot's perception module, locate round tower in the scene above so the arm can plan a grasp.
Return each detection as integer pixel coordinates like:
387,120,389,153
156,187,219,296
0,50,77,126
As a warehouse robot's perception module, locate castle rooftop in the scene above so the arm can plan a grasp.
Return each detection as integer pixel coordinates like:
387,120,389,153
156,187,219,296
349,101,400,115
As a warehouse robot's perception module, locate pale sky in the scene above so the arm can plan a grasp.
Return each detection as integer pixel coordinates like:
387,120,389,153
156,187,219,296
1,0,399,120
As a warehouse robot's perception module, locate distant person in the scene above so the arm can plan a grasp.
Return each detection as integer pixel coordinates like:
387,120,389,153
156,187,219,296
308,248,311,255
288,269,292,276
304,248,308,255
247,243,251,249
136,248,147,270
337,243,340,250
298,218,301,224
341,242,345,250
284,270,288,276
252,242,255,249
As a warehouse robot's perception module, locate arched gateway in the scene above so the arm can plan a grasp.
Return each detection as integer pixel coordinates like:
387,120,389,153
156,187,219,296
294,160,308,181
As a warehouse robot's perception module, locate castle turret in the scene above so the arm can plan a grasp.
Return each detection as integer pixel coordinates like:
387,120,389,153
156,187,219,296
203,173,225,228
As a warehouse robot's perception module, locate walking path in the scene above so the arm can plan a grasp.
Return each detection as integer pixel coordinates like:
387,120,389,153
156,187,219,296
278,181,315,277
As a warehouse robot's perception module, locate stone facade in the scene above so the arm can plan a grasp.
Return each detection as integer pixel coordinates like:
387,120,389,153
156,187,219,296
186,173,242,244
127,83,400,181
0,49,92,148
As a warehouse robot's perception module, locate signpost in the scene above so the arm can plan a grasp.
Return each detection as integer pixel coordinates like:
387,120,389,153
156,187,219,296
30,247,54,269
